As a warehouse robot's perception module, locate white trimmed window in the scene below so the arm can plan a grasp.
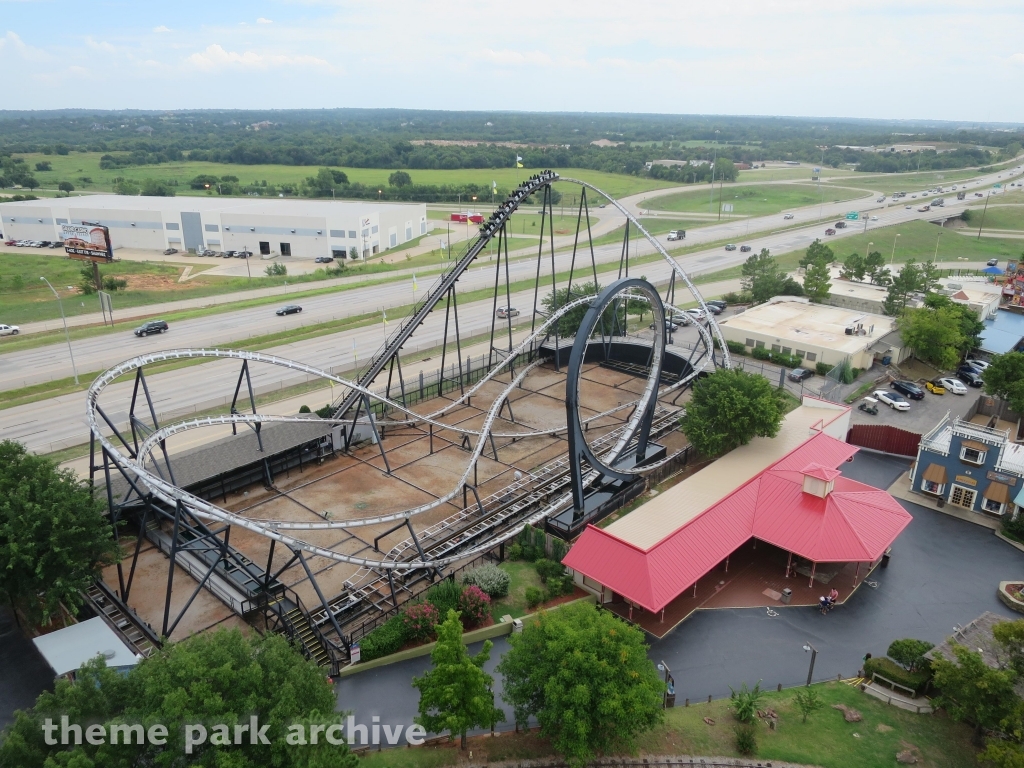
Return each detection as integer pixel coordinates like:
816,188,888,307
960,446,987,465
921,479,944,495
983,497,1005,515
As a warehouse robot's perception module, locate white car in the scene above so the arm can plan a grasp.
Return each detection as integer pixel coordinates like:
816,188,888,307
873,389,911,411
783,213,795,220
938,377,968,395
684,308,707,322
0,323,20,336
870,216,879,221
965,358,990,371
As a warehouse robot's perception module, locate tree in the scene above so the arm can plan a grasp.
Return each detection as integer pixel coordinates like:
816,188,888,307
34,161,51,172
994,618,1024,677
840,252,867,282
924,294,984,357
803,259,832,303
799,238,833,269
496,602,663,768
863,250,889,285
679,368,786,458
330,169,349,185
413,609,503,749
388,170,412,187
140,178,174,196
0,441,119,625
897,306,966,369
729,681,763,723
887,638,935,672
919,258,942,294
114,179,140,196
0,628,355,767
931,644,1019,745
793,687,823,723
57,181,74,193
741,248,787,304
265,262,288,277
984,353,1024,422
541,281,611,338
22,175,39,190
882,261,921,317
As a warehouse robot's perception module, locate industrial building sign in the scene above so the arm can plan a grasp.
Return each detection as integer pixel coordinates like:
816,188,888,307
60,222,114,262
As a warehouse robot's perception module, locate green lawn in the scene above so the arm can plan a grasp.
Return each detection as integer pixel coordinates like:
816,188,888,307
486,562,545,622
738,167,859,183
643,183,870,217
15,152,676,201
856,169,1004,195
834,218,1024,266
968,203,1024,232
358,681,977,768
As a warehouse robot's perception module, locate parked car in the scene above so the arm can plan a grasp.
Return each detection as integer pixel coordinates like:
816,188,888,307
783,213,795,220
964,358,990,371
649,320,680,332
937,377,967,395
739,245,752,252
724,244,737,251
825,228,836,236
684,308,707,322
987,259,999,267
788,368,814,382
134,320,168,337
163,248,178,255
706,299,727,310
873,390,911,411
704,303,723,315
956,366,984,387
924,379,946,395
201,249,216,257
275,305,303,316
2,240,15,246
890,380,925,400
0,323,20,336
314,256,335,263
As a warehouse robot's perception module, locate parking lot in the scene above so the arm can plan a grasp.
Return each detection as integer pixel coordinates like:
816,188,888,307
849,374,985,434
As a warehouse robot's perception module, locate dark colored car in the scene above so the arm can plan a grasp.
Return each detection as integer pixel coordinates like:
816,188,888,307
988,259,999,267
739,245,752,252
276,305,303,316
649,320,680,332
825,228,836,236
706,299,727,310
704,304,723,315
163,248,177,255
890,380,925,400
956,366,984,387
788,368,814,382
314,256,335,264
134,320,168,337
724,244,737,251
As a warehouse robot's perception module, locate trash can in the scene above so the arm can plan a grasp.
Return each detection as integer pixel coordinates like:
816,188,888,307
881,355,892,366
780,588,792,604
881,548,892,568
512,619,524,634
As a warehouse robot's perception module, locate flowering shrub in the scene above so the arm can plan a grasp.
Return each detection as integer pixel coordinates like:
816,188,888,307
401,602,440,642
462,563,512,599
458,585,491,627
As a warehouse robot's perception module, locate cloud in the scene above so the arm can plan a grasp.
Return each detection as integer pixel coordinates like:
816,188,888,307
86,38,116,53
256,17,273,24
153,25,172,33
185,43,335,72
1009,53,1024,65
0,31,50,62
475,49,552,67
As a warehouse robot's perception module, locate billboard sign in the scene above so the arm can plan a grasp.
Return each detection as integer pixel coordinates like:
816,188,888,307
61,223,113,262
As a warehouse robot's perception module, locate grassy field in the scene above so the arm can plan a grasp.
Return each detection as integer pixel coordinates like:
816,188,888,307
358,681,976,768
643,183,870,217
837,218,1024,265
14,152,676,201
484,562,545,622
738,167,859,183
856,168,1008,195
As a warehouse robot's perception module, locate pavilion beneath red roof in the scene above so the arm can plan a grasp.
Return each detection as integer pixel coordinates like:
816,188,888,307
562,400,912,635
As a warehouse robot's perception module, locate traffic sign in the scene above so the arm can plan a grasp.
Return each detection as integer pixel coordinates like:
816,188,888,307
722,203,734,212
845,212,860,220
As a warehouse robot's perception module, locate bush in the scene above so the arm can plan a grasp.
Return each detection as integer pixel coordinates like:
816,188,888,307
729,681,763,723
401,602,439,642
298,405,311,414
458,585,491,627
769,351,803,369
550,538,567,563
863,656,932,695
887,638,935,672
1004,514,1024,544
545,574,575,600
427,578,463,617
734,724,758,756
750,346,770,361
360,615,408,661
265,262,287,277
525,586,544,609
534,558,565,584
507,543,524,561
726,340,747,355
462,563,511,599
851,367,862,379
314,405,333,419
102,276,128,292
815,361,831,376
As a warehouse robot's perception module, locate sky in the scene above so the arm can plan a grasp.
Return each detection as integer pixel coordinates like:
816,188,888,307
1,0,1023,122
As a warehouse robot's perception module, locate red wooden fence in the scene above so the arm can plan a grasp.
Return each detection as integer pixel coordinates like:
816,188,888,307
847,424,921,457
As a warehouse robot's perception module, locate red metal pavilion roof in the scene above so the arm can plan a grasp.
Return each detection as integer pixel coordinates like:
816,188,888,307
562,432,911,613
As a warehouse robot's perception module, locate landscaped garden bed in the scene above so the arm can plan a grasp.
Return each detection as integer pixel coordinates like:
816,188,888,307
999,581,1024,614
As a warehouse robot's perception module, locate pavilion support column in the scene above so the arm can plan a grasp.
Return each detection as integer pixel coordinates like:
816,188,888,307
693,583,697,598
786,551,793,578
628,604,633,621
809,561,816,589
724,555,730,573
854,562,861,587
660,608,665,623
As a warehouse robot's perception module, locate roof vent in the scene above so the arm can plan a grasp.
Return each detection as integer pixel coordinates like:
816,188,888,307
801,463,841,498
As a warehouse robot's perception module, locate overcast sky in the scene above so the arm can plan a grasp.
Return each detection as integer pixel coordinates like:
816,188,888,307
1,0,1022,123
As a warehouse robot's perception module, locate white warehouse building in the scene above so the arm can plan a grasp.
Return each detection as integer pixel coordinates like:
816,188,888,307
0,195,428,260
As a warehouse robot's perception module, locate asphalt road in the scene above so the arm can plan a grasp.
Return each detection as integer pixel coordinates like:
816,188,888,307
333,451,1024,741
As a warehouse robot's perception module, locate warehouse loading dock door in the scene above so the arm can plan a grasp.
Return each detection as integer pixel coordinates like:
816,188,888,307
181,212,204,253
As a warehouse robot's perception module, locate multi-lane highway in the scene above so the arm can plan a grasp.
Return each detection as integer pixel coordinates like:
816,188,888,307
2,163,1021,455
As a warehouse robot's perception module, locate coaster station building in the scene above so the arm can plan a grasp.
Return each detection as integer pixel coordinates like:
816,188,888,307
0,195,427,260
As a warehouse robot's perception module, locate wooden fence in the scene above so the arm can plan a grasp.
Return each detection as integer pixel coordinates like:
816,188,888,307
846,424,921,457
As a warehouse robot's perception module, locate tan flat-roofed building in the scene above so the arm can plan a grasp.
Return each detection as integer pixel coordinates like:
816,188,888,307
719,297,894,369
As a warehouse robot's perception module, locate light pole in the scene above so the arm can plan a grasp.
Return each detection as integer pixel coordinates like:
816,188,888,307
40,277,78,385
889,233,901,265
802,643,818,687
934,230,943,261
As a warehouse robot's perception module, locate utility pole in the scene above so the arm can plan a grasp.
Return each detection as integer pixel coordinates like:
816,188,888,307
40,277,78,385
803,643,818,687
977,190,991,240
